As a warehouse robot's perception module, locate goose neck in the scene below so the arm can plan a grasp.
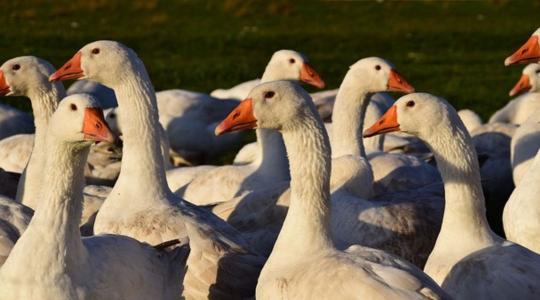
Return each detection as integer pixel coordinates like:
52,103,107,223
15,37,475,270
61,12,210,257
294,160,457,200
29,136,88,264
16,82,64,206
332,75,371,158
271,110,333,258
427,121,496,247
111,64,172,204
27,82,63,145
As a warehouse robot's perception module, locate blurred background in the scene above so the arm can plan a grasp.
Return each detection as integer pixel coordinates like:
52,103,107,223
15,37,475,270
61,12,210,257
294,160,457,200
0,0,539,119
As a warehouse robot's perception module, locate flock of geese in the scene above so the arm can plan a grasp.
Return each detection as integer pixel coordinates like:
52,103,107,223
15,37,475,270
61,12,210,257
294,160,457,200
0,27,540,300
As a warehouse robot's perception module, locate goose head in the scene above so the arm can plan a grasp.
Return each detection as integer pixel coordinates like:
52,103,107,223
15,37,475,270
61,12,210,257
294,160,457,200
363,92,461,141
50,40,138,87
345,57,415,93
505,28,540,66
0,56,60,97
215,80,314,135
264,50,325,88
509,63,540,96
48,93,115,145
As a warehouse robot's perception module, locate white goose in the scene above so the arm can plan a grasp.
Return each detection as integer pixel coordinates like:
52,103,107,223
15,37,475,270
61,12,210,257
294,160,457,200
172,49,325,205
0,94,187,299
0,57,61,209
0,57,111,228
330,57,439,195
364,92,540,299
216,81,448,299
50,40,266,299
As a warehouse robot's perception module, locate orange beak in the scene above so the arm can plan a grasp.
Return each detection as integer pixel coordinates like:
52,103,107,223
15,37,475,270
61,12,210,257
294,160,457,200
83,107,115,143
49,52,84,82
387,69,415,93
505,35,540,66
363,105,400,137
300,63,325,89
509,74,532,97
0,71,10,96
215,98,257,136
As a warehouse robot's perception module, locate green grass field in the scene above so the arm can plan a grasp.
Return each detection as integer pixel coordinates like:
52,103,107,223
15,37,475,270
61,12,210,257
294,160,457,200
1,0,539,120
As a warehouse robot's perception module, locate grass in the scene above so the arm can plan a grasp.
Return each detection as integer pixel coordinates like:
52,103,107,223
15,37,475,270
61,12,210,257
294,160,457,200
0,0,539,121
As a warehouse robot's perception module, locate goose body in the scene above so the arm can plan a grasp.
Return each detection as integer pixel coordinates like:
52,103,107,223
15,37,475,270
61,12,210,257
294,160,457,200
0,134,34,173
51,41,265,298
364,93,540,299
0,196,32,267
510,112,540,185
504,148,540,254
0,104,33,140
0,95,186,300
216,81,447,299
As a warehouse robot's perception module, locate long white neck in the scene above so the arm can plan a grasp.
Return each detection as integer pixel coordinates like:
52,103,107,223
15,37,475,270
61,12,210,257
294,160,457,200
109,60,173,207
425,115,498,277
249,71,291,180
269,108,333,264
331,73,374,158
1,135,88,284
16,81,64,207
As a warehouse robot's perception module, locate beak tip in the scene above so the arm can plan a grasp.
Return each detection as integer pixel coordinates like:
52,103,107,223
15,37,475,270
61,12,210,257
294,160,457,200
504,57,514,66
214,126,224,136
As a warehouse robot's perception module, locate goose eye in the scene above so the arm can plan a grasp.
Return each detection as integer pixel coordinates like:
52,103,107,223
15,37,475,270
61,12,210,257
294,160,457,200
536,70,540,74
289,58,295,64
92,48,100,55
375,65,381,71
406,100,415,107
12,64,20,71
109,113,116,119
70,103,77,111
264,91,275,99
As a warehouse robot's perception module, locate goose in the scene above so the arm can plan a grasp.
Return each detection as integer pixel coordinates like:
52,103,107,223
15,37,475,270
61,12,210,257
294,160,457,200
330,57,439,195
510,111,540,185
170,49,325,204
213,59,444,266
0,57,62,208
364,92,540,299
0,94,188,299
50,40,266,299
0,57,112,227
216,80,448,299
504,147,540,254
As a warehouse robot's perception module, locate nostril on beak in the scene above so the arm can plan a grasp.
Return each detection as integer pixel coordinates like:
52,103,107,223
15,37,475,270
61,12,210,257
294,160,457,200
233,112,240,119
522,48,529,54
